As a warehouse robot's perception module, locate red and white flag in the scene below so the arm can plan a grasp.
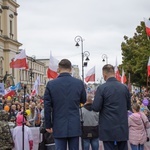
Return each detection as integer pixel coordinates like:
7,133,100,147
121,69,127,84
10,50,28,69
114,58,121,82
47,52,59,79
147,57,150,77
4,88,16,98
144,18,150,36
85,66,95,82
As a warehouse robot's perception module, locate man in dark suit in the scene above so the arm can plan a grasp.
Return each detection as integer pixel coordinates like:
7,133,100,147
92,64,131,150
44,59,86,150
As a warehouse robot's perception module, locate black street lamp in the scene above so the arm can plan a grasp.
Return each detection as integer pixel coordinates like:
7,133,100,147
74,36,90,81
29,55,36,92
83,51,90,67
102,54,108,64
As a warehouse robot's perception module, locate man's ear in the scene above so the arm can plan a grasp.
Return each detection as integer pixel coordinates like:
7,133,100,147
57,68,60,73
69,68,72,74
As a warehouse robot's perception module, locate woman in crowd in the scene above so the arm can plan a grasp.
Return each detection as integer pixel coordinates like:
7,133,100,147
128,103,150,150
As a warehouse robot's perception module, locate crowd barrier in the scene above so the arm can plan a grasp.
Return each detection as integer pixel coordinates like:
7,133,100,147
11,127,150,150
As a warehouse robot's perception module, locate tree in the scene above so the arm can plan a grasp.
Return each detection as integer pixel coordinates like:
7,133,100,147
121,21,150,88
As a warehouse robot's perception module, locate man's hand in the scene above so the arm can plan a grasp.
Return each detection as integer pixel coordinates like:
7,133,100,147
46,128,53,133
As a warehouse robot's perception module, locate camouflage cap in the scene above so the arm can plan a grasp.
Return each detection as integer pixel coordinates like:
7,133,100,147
0,110,9,121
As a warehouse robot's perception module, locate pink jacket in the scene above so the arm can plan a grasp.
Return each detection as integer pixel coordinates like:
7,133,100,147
128,112,150,145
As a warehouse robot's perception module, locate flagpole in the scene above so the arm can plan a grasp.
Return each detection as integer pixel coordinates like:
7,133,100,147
20,69,22,83
128,73,131,92
22,84,26,150
147,75,148,92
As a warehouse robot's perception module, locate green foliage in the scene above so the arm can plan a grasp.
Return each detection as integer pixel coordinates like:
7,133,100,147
121,21,150,87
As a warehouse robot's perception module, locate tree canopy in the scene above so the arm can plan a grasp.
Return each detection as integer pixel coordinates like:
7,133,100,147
121,21,150,87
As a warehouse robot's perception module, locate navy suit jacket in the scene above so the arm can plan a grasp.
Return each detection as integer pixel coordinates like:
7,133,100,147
92,77,131,141
44,73,86,138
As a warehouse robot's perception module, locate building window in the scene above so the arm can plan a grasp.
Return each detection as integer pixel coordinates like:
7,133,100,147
10,20,13,38
0,58,3,76
0,16,2,30
0,16,3,35
10,20,12,33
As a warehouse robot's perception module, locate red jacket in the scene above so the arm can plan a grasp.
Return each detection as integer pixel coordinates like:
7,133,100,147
128,112,150,145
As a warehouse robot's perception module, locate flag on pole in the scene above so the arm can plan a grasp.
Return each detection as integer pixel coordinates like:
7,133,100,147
114,58,121,82
121,69,127,84
10,50,28,69
144,18,150,36
85,66,95,82
147,57,150,77
47,52,59,79
31,76,41,96
10,82,22,91
4,88,16,98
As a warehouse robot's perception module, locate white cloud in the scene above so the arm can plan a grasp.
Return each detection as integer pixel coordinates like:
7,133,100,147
17,0,150,81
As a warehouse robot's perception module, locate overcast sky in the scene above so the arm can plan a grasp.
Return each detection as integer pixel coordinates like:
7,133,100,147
17,0,150,82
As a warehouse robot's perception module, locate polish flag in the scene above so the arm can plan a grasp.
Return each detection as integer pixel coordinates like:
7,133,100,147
47,52,59,79
147,57,150,77
4,88,16,98
30,89,36,97
144,18,150,36
121,69,127,84
114,58,121,82
85,66,95,82
10,50,28,69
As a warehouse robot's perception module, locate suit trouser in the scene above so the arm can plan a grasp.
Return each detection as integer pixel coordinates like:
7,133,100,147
103,141,128,150
54,136,79,150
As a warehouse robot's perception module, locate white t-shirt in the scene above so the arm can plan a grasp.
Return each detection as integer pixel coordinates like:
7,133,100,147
13,125,33,150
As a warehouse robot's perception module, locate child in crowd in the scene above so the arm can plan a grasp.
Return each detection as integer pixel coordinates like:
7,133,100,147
128,103,150,150
12,114,33,150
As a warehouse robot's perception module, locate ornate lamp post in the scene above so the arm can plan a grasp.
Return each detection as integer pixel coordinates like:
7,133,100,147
83,51,90,67
102,54,108,64
29,55,36,92
74,36,90,81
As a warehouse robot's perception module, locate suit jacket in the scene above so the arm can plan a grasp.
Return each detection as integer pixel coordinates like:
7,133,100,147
44,73,86,138
92,77,131,141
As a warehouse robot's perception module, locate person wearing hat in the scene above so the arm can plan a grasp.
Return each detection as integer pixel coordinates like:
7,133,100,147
12,114,33,150
7,96,12,101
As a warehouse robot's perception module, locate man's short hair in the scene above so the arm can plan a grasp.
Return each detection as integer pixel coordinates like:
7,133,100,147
59,59,72,69
102,64,115,74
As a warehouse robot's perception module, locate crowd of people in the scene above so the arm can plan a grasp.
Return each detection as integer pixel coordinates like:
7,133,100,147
0,94,44,150
0,59,150,150
0,94,44,128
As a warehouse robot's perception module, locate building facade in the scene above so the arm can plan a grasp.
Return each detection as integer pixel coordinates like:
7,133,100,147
0,0,46,96
0,0,21,84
